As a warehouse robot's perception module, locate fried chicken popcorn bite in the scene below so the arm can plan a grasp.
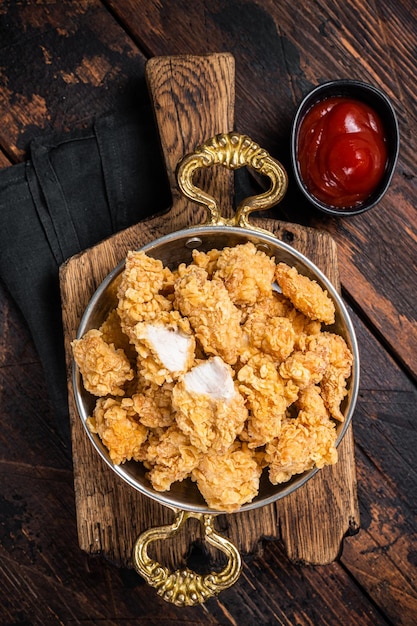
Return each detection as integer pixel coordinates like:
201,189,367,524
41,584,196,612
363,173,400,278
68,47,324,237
132,383,176,429
191,247,222,276
279,348,328,389
145,425,202,492
173,265,242,365
240,306,296,364
132,310,196,386
172,357,248,454
72,329,134,397
213,241,276,306
99,309,136,362
287,308,322,352
296,384,330,420
265,410,338,485
117,250,173,334
275,262,335,325
87,396,148,464
192,442,262,512
306,332,353,421
237,354,287,448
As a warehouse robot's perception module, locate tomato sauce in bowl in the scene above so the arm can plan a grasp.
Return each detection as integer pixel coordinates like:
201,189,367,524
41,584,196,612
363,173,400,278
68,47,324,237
298,97,388,208
291,80,399,216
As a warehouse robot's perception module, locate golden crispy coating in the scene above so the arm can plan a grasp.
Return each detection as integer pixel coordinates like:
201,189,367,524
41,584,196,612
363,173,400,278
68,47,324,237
174,265,242,364
243,292,291,321
266,410,338,484
296,385,330,420
275,262,335,325
192,442,262,512
307,332,353,421
87,396,148,464
240,309,296,364
145,425,202,491
287,308,322,351
237,354,287,448
213,242,276,306
191,247,222,276
99,309,136,361
72,329,134,397
131,383,176,429
117,251,173,335
172,357,248,454
132,310,196,385
279,348,328,389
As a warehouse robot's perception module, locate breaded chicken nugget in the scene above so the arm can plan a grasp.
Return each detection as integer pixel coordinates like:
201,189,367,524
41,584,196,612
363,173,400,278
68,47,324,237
87,396,148,464
237,354,287,448
243,292,291,321
99,308,136,362
306,332,353,421
145,425,202,492
117,251,173,335
72,329,134,397
174,265,242,365
240,310,296,364
132,310,196,385
266,410,338,484
275,262,335,325
213,242,275,306
279,347,328,389
131,382,176,429
287,308,322,351
172,357,248,454
192,442,262,512
296,385,330,420
191,247,222,276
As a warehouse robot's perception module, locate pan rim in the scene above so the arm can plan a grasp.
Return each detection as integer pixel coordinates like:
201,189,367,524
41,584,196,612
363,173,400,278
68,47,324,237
73,224,360,515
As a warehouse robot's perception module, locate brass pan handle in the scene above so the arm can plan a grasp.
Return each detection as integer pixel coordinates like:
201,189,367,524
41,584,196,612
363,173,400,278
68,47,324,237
177,132,288,229
132,510,242,606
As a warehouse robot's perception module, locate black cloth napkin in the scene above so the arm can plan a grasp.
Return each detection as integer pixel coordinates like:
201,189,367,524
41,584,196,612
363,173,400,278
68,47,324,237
0,106,258,443
0,106,172,442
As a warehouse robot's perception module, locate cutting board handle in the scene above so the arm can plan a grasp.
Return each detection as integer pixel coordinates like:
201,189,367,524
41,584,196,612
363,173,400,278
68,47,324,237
145,53,235,229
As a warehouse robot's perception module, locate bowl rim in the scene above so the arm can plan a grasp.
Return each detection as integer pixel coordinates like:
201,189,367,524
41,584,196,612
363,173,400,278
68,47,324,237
73,224,360,514
290,78,400,216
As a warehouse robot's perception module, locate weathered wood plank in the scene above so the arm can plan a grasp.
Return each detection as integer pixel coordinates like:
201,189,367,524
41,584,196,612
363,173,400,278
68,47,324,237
0,0,148,160
337,308,417,626
342,447,417,626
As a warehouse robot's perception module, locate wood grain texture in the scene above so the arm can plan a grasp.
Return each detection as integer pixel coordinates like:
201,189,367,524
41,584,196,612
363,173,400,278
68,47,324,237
1,1,417,624
0,0,148,161
146,54,236,225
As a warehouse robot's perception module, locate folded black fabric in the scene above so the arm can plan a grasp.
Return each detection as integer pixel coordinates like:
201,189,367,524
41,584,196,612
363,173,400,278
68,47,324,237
0,106,172,442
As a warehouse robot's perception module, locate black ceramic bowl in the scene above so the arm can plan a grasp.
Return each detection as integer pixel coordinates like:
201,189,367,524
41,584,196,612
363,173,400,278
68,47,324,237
291,79,399,216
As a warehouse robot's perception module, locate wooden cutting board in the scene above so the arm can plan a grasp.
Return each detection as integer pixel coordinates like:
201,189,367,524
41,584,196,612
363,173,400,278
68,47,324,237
60,54,359,571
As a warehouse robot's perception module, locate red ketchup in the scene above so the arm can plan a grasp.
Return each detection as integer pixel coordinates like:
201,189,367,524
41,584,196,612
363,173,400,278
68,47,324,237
297,96,388,208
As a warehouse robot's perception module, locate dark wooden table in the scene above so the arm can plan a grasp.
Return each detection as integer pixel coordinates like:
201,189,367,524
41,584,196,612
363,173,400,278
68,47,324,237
1,1,416,625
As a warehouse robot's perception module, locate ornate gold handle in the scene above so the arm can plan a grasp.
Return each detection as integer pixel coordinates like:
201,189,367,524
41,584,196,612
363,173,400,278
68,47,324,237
132,510,242,606
177,132,288,229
